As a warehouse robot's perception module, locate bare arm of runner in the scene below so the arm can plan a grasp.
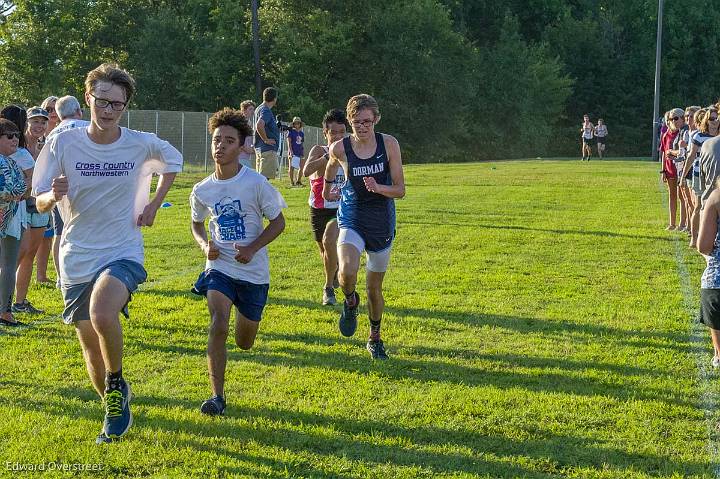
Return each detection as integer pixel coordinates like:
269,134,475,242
363,134,406,199
36,175,68,213
303,145,328,178
698,193,720,255
137,172,177,227
322,140,344,201
234,212,285,264
191,220,220,260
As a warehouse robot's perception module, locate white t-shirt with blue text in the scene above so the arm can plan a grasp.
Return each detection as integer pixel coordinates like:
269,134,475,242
32,127,183,285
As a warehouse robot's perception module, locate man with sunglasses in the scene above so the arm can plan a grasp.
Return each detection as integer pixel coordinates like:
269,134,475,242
32,63,183,444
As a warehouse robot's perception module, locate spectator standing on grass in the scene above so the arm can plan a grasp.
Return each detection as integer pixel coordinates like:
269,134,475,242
303,109,348,306
238,100,256,171
41,96,60,136
684,107,708,248
43,95,91,288
661,110,681,230
33,63,183,444
287,116,305,186
12,107,51,315
253,88,279,180
667,108,689,231
0,119,28,326
35,95,60,286
323,94,406,360
699,113,720,211
695,175,720,368
190,108,285,416
0,107,34,324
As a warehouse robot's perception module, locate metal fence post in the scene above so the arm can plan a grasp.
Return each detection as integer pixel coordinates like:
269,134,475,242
181,112,185,155
127,109,130,128
155,111,159,135
205,112,209,173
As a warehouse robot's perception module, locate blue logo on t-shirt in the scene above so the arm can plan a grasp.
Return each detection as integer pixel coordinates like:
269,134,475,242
214,197,246,241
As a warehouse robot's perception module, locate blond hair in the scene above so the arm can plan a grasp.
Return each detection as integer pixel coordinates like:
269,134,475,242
346,94,380,120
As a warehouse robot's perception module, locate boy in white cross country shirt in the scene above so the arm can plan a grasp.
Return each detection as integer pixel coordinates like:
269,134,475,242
33,63,183,444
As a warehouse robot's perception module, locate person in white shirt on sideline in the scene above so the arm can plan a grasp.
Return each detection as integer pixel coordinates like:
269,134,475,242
43,95,91,289
33,63,183,444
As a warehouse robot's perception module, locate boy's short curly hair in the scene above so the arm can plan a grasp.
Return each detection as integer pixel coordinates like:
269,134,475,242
208,108,252,142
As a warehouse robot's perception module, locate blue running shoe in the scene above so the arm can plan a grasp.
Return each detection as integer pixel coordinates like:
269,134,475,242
366,340,389,360
95,431,114,445
200,395,226,416
339,292,359,337
103,380,132,439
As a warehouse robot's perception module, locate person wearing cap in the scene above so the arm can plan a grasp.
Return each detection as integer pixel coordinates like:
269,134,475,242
24,107,48,159
287,116,305,186
12,106,50,315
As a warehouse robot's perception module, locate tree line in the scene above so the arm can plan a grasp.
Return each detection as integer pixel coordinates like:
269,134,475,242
0,0,715,161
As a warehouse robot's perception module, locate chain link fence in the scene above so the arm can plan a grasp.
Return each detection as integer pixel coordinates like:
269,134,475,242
82,109,324,174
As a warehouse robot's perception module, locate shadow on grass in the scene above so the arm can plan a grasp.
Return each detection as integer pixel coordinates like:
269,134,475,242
268,296,692,355
402,217,673,242
21,390,710,478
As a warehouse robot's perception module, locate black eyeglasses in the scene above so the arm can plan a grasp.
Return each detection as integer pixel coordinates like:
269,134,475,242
89,92,127,111
671,116,681,121
351,119,374,128
2,132,20,140
711,117,719,121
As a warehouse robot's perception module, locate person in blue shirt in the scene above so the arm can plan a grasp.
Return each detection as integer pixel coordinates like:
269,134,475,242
253,87,280,179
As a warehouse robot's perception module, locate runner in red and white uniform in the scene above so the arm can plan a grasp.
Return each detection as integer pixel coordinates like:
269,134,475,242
302,109,347,306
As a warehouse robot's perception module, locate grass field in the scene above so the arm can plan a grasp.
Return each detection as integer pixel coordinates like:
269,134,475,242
0,159,717,478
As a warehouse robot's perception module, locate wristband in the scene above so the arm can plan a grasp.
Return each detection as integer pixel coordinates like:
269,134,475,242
324,178,334,184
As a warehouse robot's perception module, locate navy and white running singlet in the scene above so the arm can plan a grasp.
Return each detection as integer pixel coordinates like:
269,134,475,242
337,132,395,252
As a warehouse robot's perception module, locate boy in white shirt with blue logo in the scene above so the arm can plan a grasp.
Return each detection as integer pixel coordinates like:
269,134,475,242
190,108,286,416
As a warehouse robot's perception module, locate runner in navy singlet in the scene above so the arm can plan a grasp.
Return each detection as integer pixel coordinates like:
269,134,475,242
322,94,405,360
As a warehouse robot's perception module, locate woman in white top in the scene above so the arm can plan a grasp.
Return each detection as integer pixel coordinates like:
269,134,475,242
36,96,60,285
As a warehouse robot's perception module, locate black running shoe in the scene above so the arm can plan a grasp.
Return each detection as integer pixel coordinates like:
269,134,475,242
366,340,389,360
322,287,337,306
103,380,132,439
11,300,44,314
339,292,359,337
200,395,226,416
0,317,25,327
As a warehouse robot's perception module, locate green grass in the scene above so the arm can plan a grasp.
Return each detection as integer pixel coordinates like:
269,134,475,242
0,158,716,478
